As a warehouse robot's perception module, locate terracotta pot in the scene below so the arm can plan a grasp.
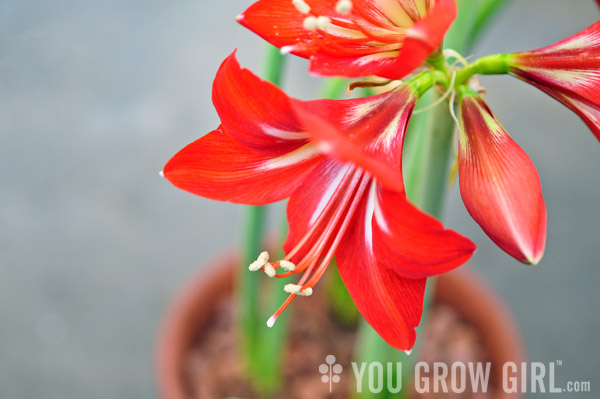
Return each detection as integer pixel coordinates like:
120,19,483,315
156,253,524,399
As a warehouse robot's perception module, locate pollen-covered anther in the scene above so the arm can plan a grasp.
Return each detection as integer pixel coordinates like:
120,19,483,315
248,251,269,271
280,45,295,55
316,16,331,30
335,0,353,15
284,284,313,296
263,263,277,278
292,0,311,15
279,260,296,272
302,16,318,31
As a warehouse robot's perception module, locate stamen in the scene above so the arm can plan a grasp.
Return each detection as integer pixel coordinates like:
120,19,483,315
443,49,470,68
284,284,313,296
292,0,311,15
279,260,296,272
280,45,295,55
413,70,457,115
316,16,331,30
248,251,269,271
261,169,368,330
303,16,318,31
448,125,459,188
448,88,460,130
335,0,353,15
346,79,393,96
263,263,277,278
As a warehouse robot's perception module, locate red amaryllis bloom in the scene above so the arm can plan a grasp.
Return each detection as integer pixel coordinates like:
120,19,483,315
237,0,457,80
506,21,600,142
457,86,547,265
163,53,475,350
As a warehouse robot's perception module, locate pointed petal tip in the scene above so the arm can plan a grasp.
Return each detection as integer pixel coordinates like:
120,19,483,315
523,251,544,266
266,316,276,328
404,349,413,356
158,170,165,178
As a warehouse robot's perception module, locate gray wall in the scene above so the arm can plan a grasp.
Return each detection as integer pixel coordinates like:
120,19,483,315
0,0,598,398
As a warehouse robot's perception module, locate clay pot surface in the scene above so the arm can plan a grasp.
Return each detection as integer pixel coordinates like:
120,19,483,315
156,253,524,399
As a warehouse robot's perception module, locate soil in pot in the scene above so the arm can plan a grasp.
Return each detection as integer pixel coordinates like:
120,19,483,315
183,287,499,399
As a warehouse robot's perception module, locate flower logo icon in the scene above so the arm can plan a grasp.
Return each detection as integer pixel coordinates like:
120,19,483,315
319,355,343,392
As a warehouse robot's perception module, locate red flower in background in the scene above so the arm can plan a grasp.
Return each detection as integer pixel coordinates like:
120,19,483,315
237,0,457,79
457,87,547,265
507,21,600,142
452,21,600,265
163,53,475,350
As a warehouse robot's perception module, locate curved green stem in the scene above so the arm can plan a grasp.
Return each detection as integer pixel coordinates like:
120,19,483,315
407,70,449,97
454,53,511,86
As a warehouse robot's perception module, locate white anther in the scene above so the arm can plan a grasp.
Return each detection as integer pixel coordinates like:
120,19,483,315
249,251,269,271
263,263,277,278
279,260,296,272
292,0,311,14
280,45,295,55
302,16,318,31
316,16,331,30
266,316,277,328
335,0,353,15
284,284,313,296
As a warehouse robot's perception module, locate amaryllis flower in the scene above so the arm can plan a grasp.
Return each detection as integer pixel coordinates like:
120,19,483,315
237,0,457,80
506,20,600,142
163,53,475,350
457,86,547,265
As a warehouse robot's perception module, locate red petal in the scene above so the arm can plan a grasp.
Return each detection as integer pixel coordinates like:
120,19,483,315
239,0,456,80
508,21,600,142
284,159,353,259
458,90,547,264
236,0,338,58
310,0,457,79
308,51,403,79
213,52,309,154
521,80,600,142
291,86,417,192
376,0,457,79
336,187,426,351
372,185,476,278
163,126,323,205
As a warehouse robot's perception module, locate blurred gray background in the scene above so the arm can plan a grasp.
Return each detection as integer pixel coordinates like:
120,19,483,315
1,0,598,398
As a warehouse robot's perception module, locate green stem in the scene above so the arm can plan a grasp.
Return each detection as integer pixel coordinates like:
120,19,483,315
320,77,348,99
404,89,456,217
406,70,448,96
454,53,511,86
254,219,291,394
237,44,287,394
262,44,287,86
238,205,267,383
